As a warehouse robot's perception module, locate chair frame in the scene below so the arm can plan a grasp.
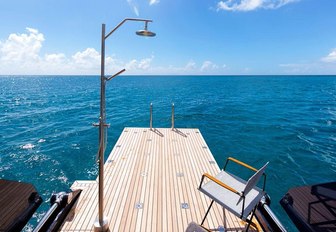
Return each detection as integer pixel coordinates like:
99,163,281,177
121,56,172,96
198,157,267,231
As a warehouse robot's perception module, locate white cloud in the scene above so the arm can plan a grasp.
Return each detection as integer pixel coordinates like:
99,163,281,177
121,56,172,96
279,49,336,74
280,63,315,74
125,56,154,72
184,60,197,71
0,27,44,63
279,62,336,75
217,0,298,11
147,60,225,75
322,48,336,63
133,5,140,16
149,0,159,5
138,57,152,70
72,48,101,70
200,61,219,72
127,0,139,16
26,27,39,35
126,0,159,16
0,28,230,75
0,28,157,75
45,53,66,63
125,59,138,71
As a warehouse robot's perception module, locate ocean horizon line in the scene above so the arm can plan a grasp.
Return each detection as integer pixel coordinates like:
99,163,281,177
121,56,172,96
1,74,336,77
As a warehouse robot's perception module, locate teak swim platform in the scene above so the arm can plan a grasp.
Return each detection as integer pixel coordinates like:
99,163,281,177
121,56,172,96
59,127,261,231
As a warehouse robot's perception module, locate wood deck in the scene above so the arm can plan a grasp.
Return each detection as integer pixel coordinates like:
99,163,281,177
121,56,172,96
60,127,259,231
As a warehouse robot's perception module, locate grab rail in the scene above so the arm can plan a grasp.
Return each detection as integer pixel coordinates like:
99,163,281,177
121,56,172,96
150,103,153,130
149,103,175,130
171,103,175,130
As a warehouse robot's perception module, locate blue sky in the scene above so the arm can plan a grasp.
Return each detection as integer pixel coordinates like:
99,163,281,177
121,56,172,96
0,0,335,75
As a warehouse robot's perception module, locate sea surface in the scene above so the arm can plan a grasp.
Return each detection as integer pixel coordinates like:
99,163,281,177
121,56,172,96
1,75,336,231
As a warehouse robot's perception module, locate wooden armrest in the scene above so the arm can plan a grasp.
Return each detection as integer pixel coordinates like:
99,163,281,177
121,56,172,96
226,157,258,172
200,173,241,195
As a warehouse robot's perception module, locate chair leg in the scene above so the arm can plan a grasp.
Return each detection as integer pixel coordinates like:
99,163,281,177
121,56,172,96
245,206,257,232
201,200,214,226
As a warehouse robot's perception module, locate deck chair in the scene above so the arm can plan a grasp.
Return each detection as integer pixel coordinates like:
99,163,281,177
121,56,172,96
198,157,268,231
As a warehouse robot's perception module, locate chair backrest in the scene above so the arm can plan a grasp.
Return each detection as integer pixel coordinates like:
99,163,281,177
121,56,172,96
243,162,269,195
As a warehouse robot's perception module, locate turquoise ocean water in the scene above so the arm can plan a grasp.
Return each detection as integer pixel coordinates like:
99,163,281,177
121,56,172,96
1,75,336,231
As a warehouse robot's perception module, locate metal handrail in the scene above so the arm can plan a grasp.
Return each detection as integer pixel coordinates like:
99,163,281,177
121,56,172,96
171,103,175,130
150,103,153,130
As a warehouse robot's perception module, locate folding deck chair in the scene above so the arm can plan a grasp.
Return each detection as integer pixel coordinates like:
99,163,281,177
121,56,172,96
198,157,268,231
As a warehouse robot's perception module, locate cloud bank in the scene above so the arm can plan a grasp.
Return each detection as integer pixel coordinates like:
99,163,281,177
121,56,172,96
200,61,219,72
217,0,298,11
0,28,156,75
0,28,226,75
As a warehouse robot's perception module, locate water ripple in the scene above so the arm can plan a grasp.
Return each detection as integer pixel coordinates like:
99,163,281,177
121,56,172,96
1,75,336,231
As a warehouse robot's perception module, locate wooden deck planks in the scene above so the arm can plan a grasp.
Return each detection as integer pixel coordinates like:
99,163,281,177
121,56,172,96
60,127,251,231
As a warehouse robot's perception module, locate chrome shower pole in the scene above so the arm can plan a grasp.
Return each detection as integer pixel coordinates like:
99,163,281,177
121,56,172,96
94,18,155,232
